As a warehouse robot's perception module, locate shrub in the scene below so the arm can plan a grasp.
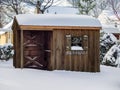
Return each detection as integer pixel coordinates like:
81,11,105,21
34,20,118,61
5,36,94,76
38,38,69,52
100,33,117,63
0,43,14,61
102,44,120,67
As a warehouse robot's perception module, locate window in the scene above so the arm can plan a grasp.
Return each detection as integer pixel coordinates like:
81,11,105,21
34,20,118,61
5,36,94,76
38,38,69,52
66,34,88,55
66,35,84,51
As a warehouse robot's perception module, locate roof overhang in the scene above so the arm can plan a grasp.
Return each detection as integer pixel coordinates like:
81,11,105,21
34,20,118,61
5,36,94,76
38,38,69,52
19,25,101,31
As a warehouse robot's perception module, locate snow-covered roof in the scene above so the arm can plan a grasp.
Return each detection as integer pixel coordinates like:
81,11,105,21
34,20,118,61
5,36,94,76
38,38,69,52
102,25,120,34
15,14,101,27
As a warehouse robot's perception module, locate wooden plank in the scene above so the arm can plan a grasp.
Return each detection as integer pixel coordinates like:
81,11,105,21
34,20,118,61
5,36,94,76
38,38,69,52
61,31,65,70
74,30,81,71
97,31,100,72
82,30,89,72
65,51,72,70
20,30,24,68
74,52,79,71
79,30,84,71
94,31,100,72
71,30,78,71
13,27,16,67
20,25,101,31
52,30,57,70
94,31,97,72
13,19,22,68
92,31,96,72
55,30,65,70
88,30,95,72
88,30,91,72
64,30,71,70
54,30,58,69
46,32,53,70
12,22,16,67
13,21,17,67
16,29,21,68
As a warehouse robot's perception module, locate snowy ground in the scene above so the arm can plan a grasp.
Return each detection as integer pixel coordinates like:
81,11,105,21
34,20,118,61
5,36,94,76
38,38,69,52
0,59,120,90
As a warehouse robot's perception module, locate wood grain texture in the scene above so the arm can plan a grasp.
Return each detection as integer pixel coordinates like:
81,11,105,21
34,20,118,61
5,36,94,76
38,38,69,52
20,25,101,31
54,30,65,70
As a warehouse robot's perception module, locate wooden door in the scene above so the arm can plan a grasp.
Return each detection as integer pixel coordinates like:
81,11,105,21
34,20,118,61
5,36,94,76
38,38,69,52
23,31,49,69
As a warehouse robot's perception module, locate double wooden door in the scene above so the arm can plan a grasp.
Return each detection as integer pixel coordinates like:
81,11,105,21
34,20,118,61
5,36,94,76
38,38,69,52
23,31,52,69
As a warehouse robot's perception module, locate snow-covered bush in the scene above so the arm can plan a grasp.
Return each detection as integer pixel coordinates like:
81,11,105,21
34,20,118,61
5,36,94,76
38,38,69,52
0,43,14,61
100,32,117,62
102,44,120,67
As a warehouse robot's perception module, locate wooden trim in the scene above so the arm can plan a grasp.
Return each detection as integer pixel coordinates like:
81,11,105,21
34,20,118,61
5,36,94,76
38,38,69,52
13,25,16,67
20,30,24,68
12,17,21,31
19,25,101,31
13,19,21,68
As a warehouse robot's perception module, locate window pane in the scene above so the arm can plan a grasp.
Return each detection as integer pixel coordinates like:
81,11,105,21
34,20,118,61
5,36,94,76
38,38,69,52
71,36,83,50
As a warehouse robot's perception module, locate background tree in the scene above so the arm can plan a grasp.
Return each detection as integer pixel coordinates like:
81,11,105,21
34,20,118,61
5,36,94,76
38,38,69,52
108,0,120,21
0,0,25,25
0,0,54,25
92,0,109,17
25,0,54,14
68,0,109,17
0,0,25,15
67,0,96,15
0,0,54,16
78,0,96,15
67,0,79,8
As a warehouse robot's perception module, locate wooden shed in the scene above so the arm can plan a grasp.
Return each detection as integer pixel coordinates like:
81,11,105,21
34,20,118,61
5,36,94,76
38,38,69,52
12,14,101,72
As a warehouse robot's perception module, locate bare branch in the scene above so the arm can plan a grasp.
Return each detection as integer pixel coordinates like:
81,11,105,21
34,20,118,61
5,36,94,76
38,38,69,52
109,0,120,21
43,0,54,11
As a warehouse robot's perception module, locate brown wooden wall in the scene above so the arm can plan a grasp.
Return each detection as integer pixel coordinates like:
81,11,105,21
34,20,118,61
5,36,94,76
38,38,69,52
13,27,100,72
50,29,100,72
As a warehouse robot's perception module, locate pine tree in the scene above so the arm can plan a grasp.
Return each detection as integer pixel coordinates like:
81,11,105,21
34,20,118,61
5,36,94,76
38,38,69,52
77,0,96,15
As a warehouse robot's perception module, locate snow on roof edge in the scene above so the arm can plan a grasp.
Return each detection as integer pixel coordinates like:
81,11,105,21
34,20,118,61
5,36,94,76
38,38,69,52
15,14,101,27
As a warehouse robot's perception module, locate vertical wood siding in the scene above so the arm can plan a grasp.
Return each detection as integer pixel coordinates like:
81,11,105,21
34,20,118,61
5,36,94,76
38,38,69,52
13,27,100,72
52,29,100,72
52,30,65,70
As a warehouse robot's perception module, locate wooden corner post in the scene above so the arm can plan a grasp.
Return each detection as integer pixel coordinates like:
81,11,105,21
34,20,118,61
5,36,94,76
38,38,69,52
20,30,24,68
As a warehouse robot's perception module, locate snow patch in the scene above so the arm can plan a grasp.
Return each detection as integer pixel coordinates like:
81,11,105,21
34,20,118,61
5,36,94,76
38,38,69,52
71,46,83,50
0,60,120,90
1,3,120,89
